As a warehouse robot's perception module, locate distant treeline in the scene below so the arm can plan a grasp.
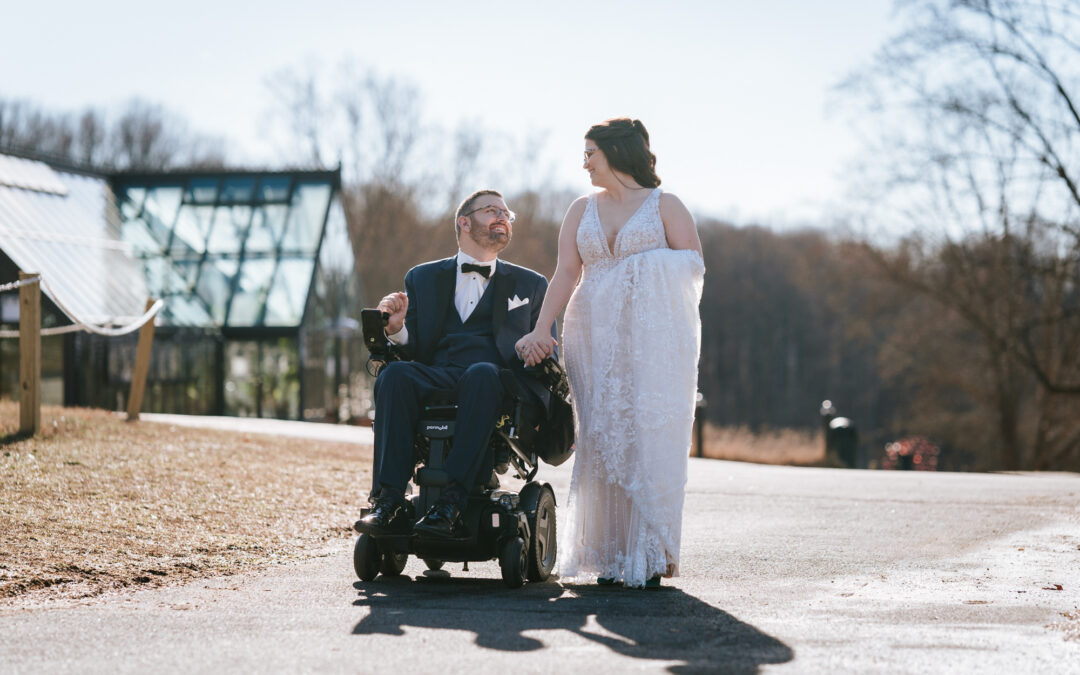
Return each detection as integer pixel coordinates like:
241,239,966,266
0,98,224,171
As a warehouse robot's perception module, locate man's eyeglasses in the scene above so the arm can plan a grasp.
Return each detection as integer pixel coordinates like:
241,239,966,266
462,205,516,223
584,149,599,162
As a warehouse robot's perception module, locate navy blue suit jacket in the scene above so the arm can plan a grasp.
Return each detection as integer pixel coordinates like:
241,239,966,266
399,256,557,411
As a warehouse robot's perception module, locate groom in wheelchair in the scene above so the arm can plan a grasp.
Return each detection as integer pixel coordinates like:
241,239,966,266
353,189,572,586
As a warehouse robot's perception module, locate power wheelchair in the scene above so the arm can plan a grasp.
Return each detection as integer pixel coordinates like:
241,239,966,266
352,309,573,588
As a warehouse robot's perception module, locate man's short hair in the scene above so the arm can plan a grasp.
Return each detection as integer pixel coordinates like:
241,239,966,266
455,189,503,239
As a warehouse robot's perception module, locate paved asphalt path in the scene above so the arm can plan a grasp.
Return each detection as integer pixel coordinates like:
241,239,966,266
2,417,1079,674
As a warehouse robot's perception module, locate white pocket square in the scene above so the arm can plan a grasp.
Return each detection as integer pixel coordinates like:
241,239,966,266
507,295,530,311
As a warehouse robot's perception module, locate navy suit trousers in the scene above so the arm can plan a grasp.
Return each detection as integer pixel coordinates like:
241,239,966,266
371,360,504,501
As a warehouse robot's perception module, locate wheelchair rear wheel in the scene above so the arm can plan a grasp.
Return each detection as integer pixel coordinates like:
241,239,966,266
526,486,557,582
499,536,527,588
353,534,380,582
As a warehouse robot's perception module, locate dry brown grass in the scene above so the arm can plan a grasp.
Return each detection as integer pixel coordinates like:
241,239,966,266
0,401,371,606
700,423,825,466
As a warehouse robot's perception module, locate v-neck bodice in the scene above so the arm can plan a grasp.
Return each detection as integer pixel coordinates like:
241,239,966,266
577,188,667,274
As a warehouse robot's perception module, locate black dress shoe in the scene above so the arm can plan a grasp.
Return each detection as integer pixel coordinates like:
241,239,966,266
354,498,413,535
413,500,466,539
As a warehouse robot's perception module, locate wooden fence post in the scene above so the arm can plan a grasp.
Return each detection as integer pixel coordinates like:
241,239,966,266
126,299,157,422
19,272,41,435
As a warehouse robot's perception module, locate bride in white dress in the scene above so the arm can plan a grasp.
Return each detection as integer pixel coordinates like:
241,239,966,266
516,118,704,588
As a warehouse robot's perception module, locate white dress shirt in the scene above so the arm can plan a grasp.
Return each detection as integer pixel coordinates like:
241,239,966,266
387,250,496,345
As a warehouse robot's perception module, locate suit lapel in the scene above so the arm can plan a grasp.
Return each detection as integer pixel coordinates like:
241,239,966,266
492,260,512,334
428,257,456,357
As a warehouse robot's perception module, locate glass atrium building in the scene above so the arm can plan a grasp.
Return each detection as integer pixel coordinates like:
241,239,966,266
0,150,366,421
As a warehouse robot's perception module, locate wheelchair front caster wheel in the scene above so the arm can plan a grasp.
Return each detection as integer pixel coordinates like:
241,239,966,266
422,559,444,571
380,550,408,577
499,536,527,588
354,534,380,582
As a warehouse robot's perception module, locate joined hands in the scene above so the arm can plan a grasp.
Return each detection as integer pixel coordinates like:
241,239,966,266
515,330,556,367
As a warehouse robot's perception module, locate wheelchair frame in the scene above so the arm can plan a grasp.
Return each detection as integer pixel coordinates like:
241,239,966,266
352,309,563,588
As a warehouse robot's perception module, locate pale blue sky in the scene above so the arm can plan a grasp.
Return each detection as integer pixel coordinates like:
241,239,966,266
1,0,897,226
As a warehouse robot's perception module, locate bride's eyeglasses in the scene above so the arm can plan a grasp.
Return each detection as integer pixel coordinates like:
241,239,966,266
462,205,516,223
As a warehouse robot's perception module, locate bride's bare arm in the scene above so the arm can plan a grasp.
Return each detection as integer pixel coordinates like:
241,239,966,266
516,197,588,365
659,192,703,256
535,197,587,334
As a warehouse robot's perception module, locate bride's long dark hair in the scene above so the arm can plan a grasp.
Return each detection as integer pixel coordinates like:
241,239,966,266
585,117,661,189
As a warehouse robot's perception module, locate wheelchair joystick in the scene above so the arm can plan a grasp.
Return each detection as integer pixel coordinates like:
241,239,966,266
361,308,406,376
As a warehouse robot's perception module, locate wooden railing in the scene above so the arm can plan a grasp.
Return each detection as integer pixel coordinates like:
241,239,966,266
10,271,158,434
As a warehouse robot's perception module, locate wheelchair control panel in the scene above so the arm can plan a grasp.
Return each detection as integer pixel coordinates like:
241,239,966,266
361,308,406,375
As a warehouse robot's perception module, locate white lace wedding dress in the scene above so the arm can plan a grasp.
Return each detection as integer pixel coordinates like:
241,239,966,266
558,187,705,587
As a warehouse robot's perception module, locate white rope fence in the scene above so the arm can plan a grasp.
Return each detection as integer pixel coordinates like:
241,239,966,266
0,275,162,338
5,271,161,431
0,276,41,292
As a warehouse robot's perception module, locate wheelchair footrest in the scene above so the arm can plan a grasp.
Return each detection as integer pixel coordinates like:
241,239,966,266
373,533,412,553
414,530,470,544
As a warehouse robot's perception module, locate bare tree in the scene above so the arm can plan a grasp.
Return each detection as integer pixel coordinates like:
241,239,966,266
842,0,1080,469
445,122,484,212
264,61,327,167
76,109,108,167
264,60,541,305
112,100,176,170
0,99,74,160
362,73,420,188
265,60,424,185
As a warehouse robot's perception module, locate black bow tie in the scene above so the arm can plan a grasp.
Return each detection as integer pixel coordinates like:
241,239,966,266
461,262,493,279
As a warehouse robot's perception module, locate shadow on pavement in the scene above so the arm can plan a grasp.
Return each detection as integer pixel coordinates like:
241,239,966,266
351,575,793,673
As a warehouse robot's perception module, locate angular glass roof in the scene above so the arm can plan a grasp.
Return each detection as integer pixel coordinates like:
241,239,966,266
0,153,150,326
113,170,341,328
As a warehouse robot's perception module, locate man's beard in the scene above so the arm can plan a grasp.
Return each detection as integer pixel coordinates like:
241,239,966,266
469,222,510,252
